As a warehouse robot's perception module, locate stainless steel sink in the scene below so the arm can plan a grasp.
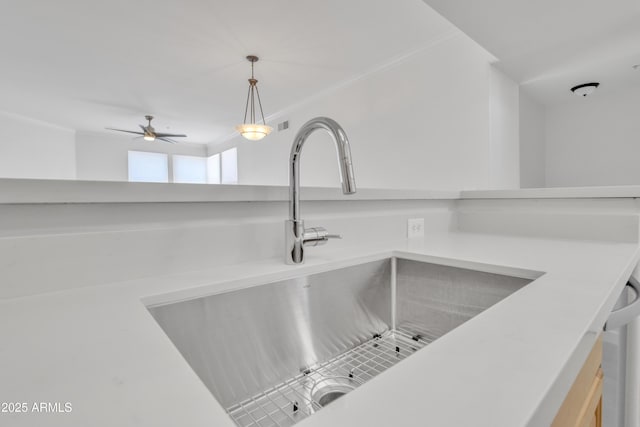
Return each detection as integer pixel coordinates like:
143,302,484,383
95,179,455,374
148,258,533,427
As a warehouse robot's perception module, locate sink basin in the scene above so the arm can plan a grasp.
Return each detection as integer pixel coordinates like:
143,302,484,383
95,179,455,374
148,257,533,427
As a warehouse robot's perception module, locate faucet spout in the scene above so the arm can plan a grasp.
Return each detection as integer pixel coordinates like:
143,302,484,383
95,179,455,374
285,117,356,264
288,117,356,222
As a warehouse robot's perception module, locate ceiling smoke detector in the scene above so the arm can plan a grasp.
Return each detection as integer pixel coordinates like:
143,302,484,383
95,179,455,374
570,82,600,97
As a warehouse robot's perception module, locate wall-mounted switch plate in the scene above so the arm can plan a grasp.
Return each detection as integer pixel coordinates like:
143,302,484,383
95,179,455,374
407,218,424,238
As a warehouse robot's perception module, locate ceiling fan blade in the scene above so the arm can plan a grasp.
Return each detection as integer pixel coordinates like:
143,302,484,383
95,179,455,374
105,128,145,136
157,137,179,144
154,133,187,138
139,124,148,133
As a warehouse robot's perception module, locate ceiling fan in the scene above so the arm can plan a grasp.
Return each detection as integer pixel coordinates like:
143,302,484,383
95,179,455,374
106,115,187,144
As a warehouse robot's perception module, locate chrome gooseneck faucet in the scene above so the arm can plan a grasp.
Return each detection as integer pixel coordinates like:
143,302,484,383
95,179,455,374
285,117,356,264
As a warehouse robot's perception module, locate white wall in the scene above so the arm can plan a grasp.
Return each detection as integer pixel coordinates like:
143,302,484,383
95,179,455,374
0,35,524,189
489,67,519,189
0,198,455,298
213,33,520,191
0,115,210,182
1,194,637,299
519,90,546,188
0,111,76,180
0,34,523,190
76,131,208,181
545,87,640,187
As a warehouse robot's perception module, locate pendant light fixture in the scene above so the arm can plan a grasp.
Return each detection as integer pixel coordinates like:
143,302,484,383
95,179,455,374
236,55,272,141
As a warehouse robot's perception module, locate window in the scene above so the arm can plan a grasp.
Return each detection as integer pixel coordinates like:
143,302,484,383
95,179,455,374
207,153,221,184
128,149,236,185
173,154,207,184
221,147,238,184
128,151,168,183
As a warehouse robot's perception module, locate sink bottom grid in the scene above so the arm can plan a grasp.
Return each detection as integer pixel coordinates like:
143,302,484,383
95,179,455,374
226,329,430,427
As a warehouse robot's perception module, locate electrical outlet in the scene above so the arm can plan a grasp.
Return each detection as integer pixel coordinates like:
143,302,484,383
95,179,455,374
407,218,424,239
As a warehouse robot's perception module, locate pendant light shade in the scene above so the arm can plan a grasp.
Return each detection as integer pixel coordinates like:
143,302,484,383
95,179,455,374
235,123,272,141
236,55,272,141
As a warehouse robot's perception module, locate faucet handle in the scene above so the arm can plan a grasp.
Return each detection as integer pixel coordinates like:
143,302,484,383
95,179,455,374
303,227,342,247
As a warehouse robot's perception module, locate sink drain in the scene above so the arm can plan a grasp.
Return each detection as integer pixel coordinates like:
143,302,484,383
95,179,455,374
316,390,347,407
310,376,357,407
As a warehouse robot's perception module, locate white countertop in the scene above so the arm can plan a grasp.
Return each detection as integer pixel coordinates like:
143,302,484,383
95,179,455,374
462,185,640,199
1,231,638,427
0,178,459,204
5,178,640,205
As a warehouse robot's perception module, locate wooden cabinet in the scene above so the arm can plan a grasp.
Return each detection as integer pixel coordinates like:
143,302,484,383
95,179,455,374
552,336,603,427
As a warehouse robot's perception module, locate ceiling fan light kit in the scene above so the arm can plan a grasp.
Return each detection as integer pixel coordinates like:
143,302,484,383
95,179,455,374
236,55,272,141
143,115,157,141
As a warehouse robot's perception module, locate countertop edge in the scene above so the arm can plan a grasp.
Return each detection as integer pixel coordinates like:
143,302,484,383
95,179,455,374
5,178,640,204
0,178,460,204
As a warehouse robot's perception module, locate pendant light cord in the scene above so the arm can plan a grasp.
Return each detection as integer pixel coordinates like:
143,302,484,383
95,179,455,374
241,57,267,126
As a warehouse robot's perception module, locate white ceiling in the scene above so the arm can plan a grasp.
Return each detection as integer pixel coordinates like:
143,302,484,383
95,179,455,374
422,0,640,105
0,0,454,144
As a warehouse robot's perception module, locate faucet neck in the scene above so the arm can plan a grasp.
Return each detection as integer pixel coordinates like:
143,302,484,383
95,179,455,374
288,117,356,222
